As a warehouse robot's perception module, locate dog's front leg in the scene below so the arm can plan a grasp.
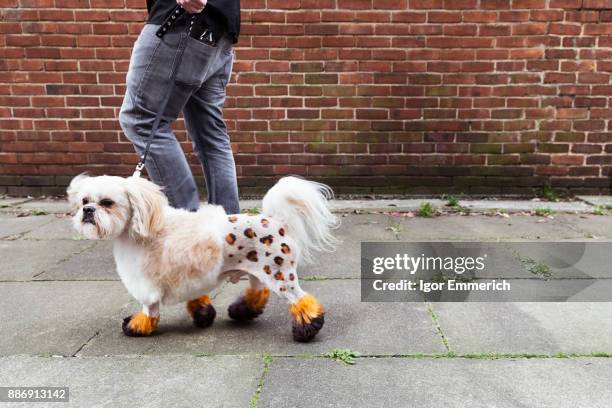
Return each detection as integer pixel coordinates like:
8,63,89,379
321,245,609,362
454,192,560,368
122,302,160,337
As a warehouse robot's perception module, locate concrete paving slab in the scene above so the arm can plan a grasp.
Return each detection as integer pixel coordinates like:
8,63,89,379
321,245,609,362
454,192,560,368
36,241,117,281
0,197,30,208
508,242,612,279
427,242,612,280
326,199,593,213
331,199,448,212
431,302,612,354
0,197,604,214
22,216,80,240
0,240,94,281
0,282,130,356
239,198,597,214
578,195,612,206
422,279,612,302
555,214,612,239
395,215,585,241
461,199,592,213
301,214,396,279
260,357,612,408
0,355,261,408
16,199,71,214
240,199,450,213
0,214,57,239
82,280,445,356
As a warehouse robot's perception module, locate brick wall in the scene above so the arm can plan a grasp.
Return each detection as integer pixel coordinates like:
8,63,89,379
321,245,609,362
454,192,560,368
1,0,611,196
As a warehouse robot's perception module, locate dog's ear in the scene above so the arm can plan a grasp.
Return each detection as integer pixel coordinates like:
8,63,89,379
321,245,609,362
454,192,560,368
125,176,167,241
67,173,89,210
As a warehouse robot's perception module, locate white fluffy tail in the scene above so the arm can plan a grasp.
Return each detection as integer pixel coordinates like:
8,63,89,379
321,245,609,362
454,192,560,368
262,176,339,264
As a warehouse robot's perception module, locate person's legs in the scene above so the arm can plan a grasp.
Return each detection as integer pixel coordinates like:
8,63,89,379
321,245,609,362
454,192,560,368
182,40,240,214
119,24,200,210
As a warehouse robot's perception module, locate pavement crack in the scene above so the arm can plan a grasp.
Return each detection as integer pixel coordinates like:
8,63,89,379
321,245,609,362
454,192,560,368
0,214,59,241
425,301,452,353
72,330,100,357
249,353,272,408
32,240,98,278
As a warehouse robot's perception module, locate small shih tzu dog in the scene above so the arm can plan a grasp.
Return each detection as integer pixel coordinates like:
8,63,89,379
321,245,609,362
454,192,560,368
67,175,337,342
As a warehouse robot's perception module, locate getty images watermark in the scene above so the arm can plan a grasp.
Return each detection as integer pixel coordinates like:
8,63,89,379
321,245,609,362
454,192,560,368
361,242,612,302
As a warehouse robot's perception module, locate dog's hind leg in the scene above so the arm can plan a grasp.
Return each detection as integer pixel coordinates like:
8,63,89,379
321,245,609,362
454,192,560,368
282,272,325,343
228,275,270,322
122,302,160,337
239,266,325,342
186,295,216,328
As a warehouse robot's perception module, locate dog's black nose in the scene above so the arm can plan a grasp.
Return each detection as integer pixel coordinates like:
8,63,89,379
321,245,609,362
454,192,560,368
83,206,96,214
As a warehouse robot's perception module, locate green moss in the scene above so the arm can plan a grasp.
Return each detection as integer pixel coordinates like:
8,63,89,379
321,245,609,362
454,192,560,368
325,349,361,365
518,255,553,279
592,205,608,216
533,207,554,217
249,353,273,408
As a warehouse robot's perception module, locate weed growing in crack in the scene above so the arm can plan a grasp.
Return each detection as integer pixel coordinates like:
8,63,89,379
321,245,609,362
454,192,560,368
325,349,360,365
417,202,435,217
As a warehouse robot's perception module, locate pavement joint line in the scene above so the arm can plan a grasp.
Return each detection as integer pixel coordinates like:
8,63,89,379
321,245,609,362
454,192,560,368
72,330,101,357
425,301,452,353
31,240,98,279
268,352,612,360
248,353,272,408
7,351,612,360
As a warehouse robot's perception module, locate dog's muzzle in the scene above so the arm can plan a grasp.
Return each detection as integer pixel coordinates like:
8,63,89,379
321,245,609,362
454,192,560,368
82,206,96,224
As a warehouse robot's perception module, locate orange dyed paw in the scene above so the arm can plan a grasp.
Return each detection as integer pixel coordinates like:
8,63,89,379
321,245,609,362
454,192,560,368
228,288,270,321
289,293,325,342
122,312,159,337
186,295,216,328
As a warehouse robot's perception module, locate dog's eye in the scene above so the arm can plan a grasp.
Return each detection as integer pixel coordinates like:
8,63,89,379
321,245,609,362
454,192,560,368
99,199,114,208
82,198,89,205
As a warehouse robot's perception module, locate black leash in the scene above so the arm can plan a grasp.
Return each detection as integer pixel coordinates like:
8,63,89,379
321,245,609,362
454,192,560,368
133,6,190,177
133,6,220,178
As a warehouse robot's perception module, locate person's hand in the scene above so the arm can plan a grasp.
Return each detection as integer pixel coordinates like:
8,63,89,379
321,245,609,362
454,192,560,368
177,0,207,14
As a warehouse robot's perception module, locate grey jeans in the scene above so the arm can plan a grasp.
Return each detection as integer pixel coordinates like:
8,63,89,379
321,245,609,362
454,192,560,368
120,23,239,214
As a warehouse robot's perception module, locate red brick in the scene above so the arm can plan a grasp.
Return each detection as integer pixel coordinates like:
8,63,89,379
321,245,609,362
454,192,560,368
338,0,372,9
549,0,581,8
410,0,444,8
428,11,462,23
582,0,608,8
0,3,610,195
512,0,546,8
